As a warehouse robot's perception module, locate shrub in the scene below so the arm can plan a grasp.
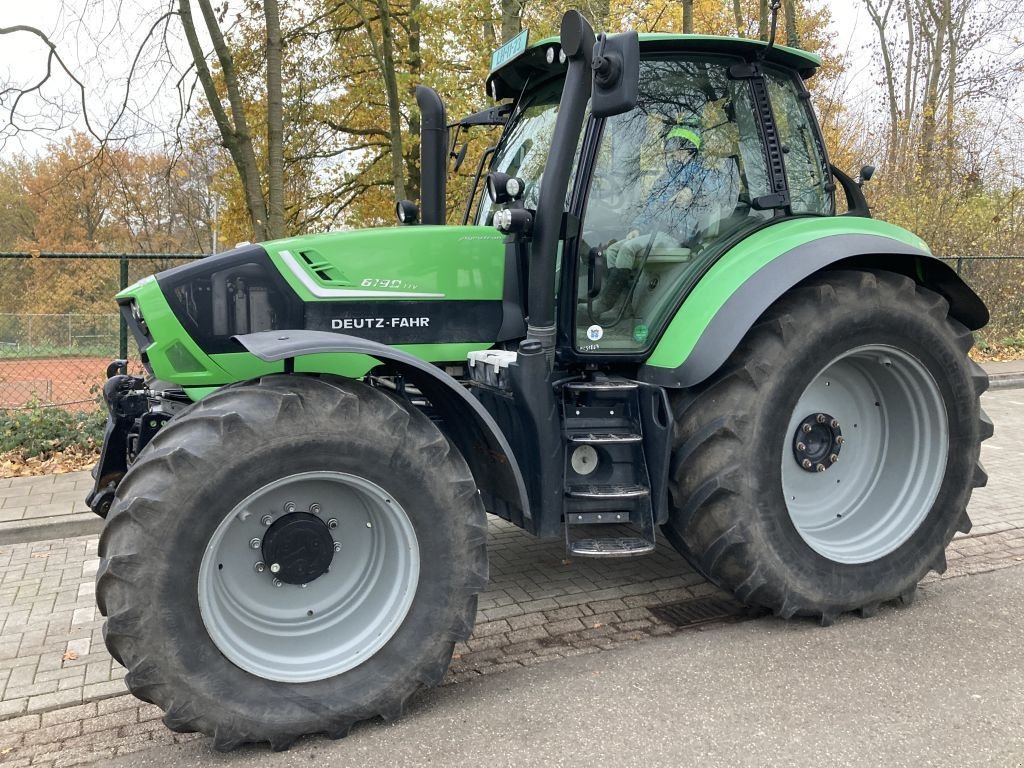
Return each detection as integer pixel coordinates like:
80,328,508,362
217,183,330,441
0,405,106,460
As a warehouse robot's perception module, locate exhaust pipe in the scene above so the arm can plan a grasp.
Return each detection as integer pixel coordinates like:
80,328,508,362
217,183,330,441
415,86,448,225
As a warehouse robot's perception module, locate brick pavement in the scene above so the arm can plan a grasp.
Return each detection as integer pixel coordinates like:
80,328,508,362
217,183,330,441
0,387,1020,765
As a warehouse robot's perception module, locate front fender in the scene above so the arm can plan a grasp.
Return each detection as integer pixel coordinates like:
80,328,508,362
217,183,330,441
640,220,987,389
234,330,531,529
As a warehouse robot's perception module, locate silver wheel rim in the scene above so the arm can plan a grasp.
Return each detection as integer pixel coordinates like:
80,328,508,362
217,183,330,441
781,345,948,564
198,471,419,683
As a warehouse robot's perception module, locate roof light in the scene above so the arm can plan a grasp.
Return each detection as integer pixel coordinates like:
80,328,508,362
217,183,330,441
395,199,419,225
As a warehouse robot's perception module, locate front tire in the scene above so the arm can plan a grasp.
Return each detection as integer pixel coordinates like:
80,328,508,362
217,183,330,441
665,270,992,624
97,375,487,750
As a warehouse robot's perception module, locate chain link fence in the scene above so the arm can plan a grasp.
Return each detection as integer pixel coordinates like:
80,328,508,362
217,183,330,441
0,252,1020,410
0,253,203,409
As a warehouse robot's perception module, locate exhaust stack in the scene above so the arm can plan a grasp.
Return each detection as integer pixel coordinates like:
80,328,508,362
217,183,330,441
415,86,448,225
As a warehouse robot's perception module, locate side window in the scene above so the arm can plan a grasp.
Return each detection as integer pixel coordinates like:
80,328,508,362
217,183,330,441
764,70,834,215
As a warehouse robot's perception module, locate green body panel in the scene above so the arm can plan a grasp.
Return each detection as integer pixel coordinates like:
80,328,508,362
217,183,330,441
262,226,506,302
645,217,930,370
116,226,507,396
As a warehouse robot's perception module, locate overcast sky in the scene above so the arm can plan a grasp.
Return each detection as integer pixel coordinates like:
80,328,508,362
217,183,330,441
0,0,879,160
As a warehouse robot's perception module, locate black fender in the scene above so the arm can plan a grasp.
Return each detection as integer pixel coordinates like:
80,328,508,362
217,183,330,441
639,234,989,389
234,330,531,528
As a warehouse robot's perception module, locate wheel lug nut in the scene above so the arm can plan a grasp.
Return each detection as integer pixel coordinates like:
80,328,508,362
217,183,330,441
796,442,806,452
254,561,266,573
249,538,261,550
816,414,827,424
284,501,296,513
261,514,273,526
310,503,321,514
816,463,826,473
830,419,840,429
802,459,813,469
836,436,845,445
273,578,283,588
830,454,839,463
270,563,281,574
327,518,338,529
333,542,342,552
802,423,812,433
366,521,373,528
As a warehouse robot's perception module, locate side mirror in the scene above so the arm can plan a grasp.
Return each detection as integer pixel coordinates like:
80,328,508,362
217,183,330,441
858,165,876,185
452,143,469,172
591,31,639,118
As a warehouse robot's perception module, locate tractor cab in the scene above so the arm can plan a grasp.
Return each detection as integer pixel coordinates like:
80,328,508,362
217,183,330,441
471,27,834,360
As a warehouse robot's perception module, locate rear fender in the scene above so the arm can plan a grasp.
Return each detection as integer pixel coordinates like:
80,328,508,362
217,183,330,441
234,330,531,529
640,231,988,389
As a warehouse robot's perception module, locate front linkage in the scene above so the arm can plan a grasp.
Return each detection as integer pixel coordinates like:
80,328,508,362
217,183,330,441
86,360,186,517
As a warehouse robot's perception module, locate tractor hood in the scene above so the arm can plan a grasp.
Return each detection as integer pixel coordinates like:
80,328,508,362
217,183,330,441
116,225,517,388
261,225,507,301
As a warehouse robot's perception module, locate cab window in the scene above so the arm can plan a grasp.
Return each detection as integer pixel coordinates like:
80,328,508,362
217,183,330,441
574,55,772,353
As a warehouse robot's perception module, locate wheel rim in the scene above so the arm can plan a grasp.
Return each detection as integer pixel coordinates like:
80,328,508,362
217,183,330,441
198,471,419,683
781,345,948,564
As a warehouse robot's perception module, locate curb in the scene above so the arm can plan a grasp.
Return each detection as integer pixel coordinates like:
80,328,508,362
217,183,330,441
988,373,1024,391
0,512,103,545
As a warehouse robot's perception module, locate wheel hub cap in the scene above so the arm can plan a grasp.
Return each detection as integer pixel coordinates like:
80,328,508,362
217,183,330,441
792,412,843,472
261,511,334,585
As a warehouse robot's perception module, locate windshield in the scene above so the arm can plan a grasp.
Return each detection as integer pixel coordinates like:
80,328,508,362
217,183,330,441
473,79,563,226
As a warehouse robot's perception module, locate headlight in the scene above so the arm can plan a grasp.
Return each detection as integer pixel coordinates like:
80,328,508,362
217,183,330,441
130,301,149,336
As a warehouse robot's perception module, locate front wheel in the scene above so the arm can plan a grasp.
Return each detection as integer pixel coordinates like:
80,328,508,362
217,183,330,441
665,270,992,624
97,375,487,750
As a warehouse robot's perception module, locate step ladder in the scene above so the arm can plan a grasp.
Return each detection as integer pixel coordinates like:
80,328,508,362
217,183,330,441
561,377,656,558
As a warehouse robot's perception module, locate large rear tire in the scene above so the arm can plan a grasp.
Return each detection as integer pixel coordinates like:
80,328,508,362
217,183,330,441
97,374,487,750
665,270,992,624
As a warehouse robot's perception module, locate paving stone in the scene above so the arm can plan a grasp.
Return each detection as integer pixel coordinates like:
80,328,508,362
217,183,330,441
81,708,138,734
95,696,137,717
40,701,98,727
22,719,82,746
26,689,83,713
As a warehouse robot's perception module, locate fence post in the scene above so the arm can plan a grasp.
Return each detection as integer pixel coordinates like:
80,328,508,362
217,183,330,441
119,255,129,359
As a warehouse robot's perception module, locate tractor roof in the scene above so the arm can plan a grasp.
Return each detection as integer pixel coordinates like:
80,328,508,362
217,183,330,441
487,33,822,101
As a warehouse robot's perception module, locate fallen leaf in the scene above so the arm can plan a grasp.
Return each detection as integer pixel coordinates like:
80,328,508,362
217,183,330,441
62,649,79,662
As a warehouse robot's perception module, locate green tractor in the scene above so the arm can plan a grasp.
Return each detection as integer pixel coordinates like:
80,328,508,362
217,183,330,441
88,10,991,750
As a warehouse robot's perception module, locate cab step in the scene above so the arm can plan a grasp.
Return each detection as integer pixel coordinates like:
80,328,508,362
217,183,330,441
566,484,649,499
569,537,657,558
565,379,639,392
567,432,643,444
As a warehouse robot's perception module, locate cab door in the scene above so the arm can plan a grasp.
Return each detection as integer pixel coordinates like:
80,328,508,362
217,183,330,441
567,54,776,356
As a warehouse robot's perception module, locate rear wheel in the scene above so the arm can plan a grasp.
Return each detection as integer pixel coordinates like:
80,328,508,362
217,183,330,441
665,270,992,624
97,374,487,750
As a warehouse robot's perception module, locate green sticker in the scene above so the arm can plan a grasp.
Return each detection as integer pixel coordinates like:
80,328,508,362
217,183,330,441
632,324,649,344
